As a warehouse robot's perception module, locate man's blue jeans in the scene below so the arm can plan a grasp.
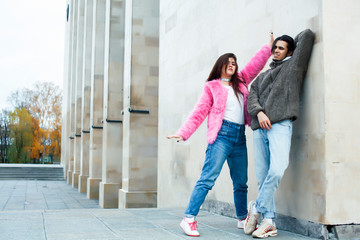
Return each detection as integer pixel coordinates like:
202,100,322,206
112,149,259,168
185,120,248,220
253,120,293,219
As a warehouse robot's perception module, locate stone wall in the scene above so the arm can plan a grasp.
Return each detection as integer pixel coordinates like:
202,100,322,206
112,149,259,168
61,0,360,238
322,0,360,224
158,0,360,228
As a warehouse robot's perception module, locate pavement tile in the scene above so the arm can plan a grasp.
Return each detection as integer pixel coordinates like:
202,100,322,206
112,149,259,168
0,180,317,240
0,211,46,240
115,228,184,240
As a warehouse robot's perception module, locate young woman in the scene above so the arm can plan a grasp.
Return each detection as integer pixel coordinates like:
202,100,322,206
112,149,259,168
167,33,274,237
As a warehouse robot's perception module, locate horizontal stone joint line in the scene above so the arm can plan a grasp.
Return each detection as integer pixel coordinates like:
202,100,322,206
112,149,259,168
82,130,90,133
75,134,81,137
91,125,104,129
128,107,150,114
105,119,122,123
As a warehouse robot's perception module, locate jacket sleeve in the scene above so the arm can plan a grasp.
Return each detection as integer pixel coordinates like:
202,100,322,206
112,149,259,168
247,77,264,118
176,84,213,141
291,29,315,85
238,44,271,85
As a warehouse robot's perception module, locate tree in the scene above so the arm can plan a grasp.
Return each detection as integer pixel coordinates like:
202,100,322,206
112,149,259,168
27,82,63,163
48,118,61,163
7,88,32,110
7,108,34,163
29,117,43,162
0,110,11,163
27,82,62,130
6,81,63,163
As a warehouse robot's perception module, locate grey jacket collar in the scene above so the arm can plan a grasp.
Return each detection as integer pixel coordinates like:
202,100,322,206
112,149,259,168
269,56,292,69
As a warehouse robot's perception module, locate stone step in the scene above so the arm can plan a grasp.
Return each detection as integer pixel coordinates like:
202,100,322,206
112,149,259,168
0,164,65,180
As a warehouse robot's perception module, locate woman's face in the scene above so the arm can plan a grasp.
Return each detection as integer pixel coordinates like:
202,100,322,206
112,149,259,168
221,57,236,78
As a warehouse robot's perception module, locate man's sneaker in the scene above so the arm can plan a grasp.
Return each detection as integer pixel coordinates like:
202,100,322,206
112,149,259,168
238,218,259,230
180,217,200,237
237,218,246,229
244,200,260,235
252,219,278,238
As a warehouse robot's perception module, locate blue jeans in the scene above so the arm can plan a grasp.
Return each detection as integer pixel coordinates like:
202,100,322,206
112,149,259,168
253,120,293,219
185,120,248,220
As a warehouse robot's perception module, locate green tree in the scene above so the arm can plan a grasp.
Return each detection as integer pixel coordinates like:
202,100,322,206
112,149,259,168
0,110,11,163
7,108,34,163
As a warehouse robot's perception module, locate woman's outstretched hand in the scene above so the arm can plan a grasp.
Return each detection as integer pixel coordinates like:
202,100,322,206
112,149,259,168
269,30,274,48
167,134,183,142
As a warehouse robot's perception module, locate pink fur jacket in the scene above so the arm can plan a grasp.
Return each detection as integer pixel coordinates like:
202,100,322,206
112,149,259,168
176,44,271,144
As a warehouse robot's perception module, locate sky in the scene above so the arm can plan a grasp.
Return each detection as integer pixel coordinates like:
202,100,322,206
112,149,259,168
0,0,66,111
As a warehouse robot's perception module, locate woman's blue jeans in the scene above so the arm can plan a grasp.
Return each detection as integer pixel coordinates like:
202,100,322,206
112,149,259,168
185,120,248,220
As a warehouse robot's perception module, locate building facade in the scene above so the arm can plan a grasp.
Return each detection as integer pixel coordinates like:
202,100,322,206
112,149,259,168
61,0,360,238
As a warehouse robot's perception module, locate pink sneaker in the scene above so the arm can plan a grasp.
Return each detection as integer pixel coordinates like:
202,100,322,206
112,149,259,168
180,217,200,237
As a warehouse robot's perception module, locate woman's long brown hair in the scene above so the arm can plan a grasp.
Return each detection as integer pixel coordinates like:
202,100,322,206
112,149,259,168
206,53,245,99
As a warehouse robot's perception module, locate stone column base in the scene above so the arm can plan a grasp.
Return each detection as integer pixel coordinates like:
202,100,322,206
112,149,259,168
72,172,80,188
67,170,73,184
118,189,157,208
78,175,88,193
99,183,121,208
87,178,101,199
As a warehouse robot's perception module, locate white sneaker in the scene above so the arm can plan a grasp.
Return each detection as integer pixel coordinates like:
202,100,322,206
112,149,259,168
252,219,278,238
180,217,200,237
244,200,260,235
238,218,259,229
237,219,246,229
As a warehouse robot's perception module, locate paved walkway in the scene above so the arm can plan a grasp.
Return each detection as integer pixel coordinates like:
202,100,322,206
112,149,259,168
0,180,316,240
0,180,99,210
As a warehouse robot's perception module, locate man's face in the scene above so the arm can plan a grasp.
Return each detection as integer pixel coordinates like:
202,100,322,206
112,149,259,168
272,40,292,61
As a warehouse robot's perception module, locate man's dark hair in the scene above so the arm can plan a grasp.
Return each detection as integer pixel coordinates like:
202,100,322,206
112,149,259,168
271,35,295,54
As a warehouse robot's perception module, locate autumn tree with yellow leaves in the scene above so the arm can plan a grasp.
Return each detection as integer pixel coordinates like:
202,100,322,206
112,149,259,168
5,82,62,163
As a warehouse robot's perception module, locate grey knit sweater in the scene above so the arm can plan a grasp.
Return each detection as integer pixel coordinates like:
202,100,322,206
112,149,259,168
247,29,315,130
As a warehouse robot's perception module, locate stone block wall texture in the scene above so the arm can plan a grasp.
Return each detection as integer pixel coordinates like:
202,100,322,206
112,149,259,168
119,0,159,208
158,0,360,225
322,0,360,224
78,0,94,193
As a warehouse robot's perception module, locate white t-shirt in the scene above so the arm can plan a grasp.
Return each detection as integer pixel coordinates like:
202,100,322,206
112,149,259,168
223,85,244,124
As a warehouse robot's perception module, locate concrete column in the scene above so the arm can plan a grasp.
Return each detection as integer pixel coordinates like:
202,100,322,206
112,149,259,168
87,0,106,199
322,0,360,225
61,1,72,178
118,0,159,208
99,0,125,208
67,0,78,185
79,0,94,193
73,0,85,189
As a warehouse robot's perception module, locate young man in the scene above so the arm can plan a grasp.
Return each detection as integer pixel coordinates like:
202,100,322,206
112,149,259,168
245,29,315,238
